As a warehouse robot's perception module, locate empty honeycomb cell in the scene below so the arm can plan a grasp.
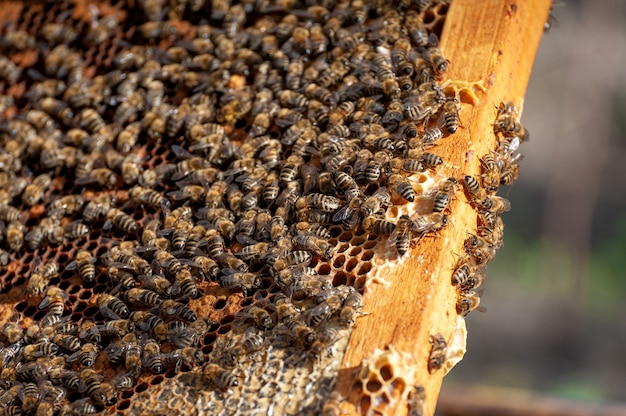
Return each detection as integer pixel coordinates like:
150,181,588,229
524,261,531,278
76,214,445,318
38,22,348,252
150,375,164,385
357,262,373,276
345,258,359,273
164,369,177,379
380,365,394,382
349,247,363,257
366,380,383,393
121,390,134,400
203,333,216,345
330,227,343,238
15,301,27,313
361,396,372,414
333,254,346,269
363,241,378,250
338,230,356,242
213,299,227,309
333,271,348,286
117,400,130,410
217,324,231,335
352,236,367,246
318,263,332,275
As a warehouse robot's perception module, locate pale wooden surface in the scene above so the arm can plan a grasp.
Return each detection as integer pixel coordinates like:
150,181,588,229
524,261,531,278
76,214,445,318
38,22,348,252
334,0,552,415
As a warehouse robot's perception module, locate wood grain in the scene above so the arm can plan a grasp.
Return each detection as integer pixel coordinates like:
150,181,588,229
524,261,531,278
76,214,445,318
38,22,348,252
334,0,552,415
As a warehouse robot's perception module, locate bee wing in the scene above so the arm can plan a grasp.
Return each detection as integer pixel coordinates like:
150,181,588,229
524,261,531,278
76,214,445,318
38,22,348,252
331,204,353,223
171,144,194,159
74,175,98,185
38,297,51,310
66,349,81,363
98,304,122,321
387,228,399,247
166,189,192,201
66,260,78,271
235,234,257,246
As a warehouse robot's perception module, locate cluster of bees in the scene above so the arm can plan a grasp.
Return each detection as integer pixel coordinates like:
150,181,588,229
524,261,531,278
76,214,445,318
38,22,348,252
0,0,527,414
450,101,526,318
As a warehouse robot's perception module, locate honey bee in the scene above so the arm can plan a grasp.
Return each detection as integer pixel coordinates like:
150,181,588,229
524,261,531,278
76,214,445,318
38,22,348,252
1,322,23,344
23,341,60,360
124,311,161,337
494,102,529,141
98,294,130,320
463,234,495,265
40,22,78,45
162,347,205,373
66,250,96,282
273,293,300,324
75,167,118,189
308,327,339,361
481,195,511,214
285,320,316,347
78,320,101,345
47,194,84,218
0,204,21,222
97,320,135,339
202,363,239,391
456,291,485,316
388,174,416,202
174,268,199,298
129,185,170,211
185,256,219,281
441,97,460,134
218,269,260,295
18,381,40,413
293,233,335,260
462,175,486,205
155,299,196,323
82,194,114,223
236,238,270,262
407,385,426,416
411,212,448,235
125,288,163,307
479,215,505,250
26,261,57,297
139,21,177,39
1,29,36,50
427,333,447,373
79,368,117,406
142,338,164,374
67,342,99,367
153,249,184,276
433,178,458,213
63,221,90,241
270,250,313,274
243,304,274,330
322,391,345,416
39,286,68,316
217,250,249,272
53,333,81,353
61,398,98,416
23,173,51,206
479,153,500,192
104,208,138,233
153,320,190,347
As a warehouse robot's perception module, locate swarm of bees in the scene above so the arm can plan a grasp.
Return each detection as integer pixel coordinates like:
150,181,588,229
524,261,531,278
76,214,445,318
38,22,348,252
0,0,528,414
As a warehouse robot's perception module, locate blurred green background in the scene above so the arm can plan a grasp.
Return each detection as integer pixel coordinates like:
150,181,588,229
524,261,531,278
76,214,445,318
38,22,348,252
442,0,626,404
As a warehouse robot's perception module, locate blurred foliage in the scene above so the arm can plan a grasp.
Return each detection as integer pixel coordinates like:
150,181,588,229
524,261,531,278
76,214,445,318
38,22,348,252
587,215,626,316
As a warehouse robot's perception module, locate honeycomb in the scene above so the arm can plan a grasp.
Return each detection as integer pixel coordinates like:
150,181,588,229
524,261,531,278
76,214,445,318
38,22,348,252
0,0,528,414
350,345,417,416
